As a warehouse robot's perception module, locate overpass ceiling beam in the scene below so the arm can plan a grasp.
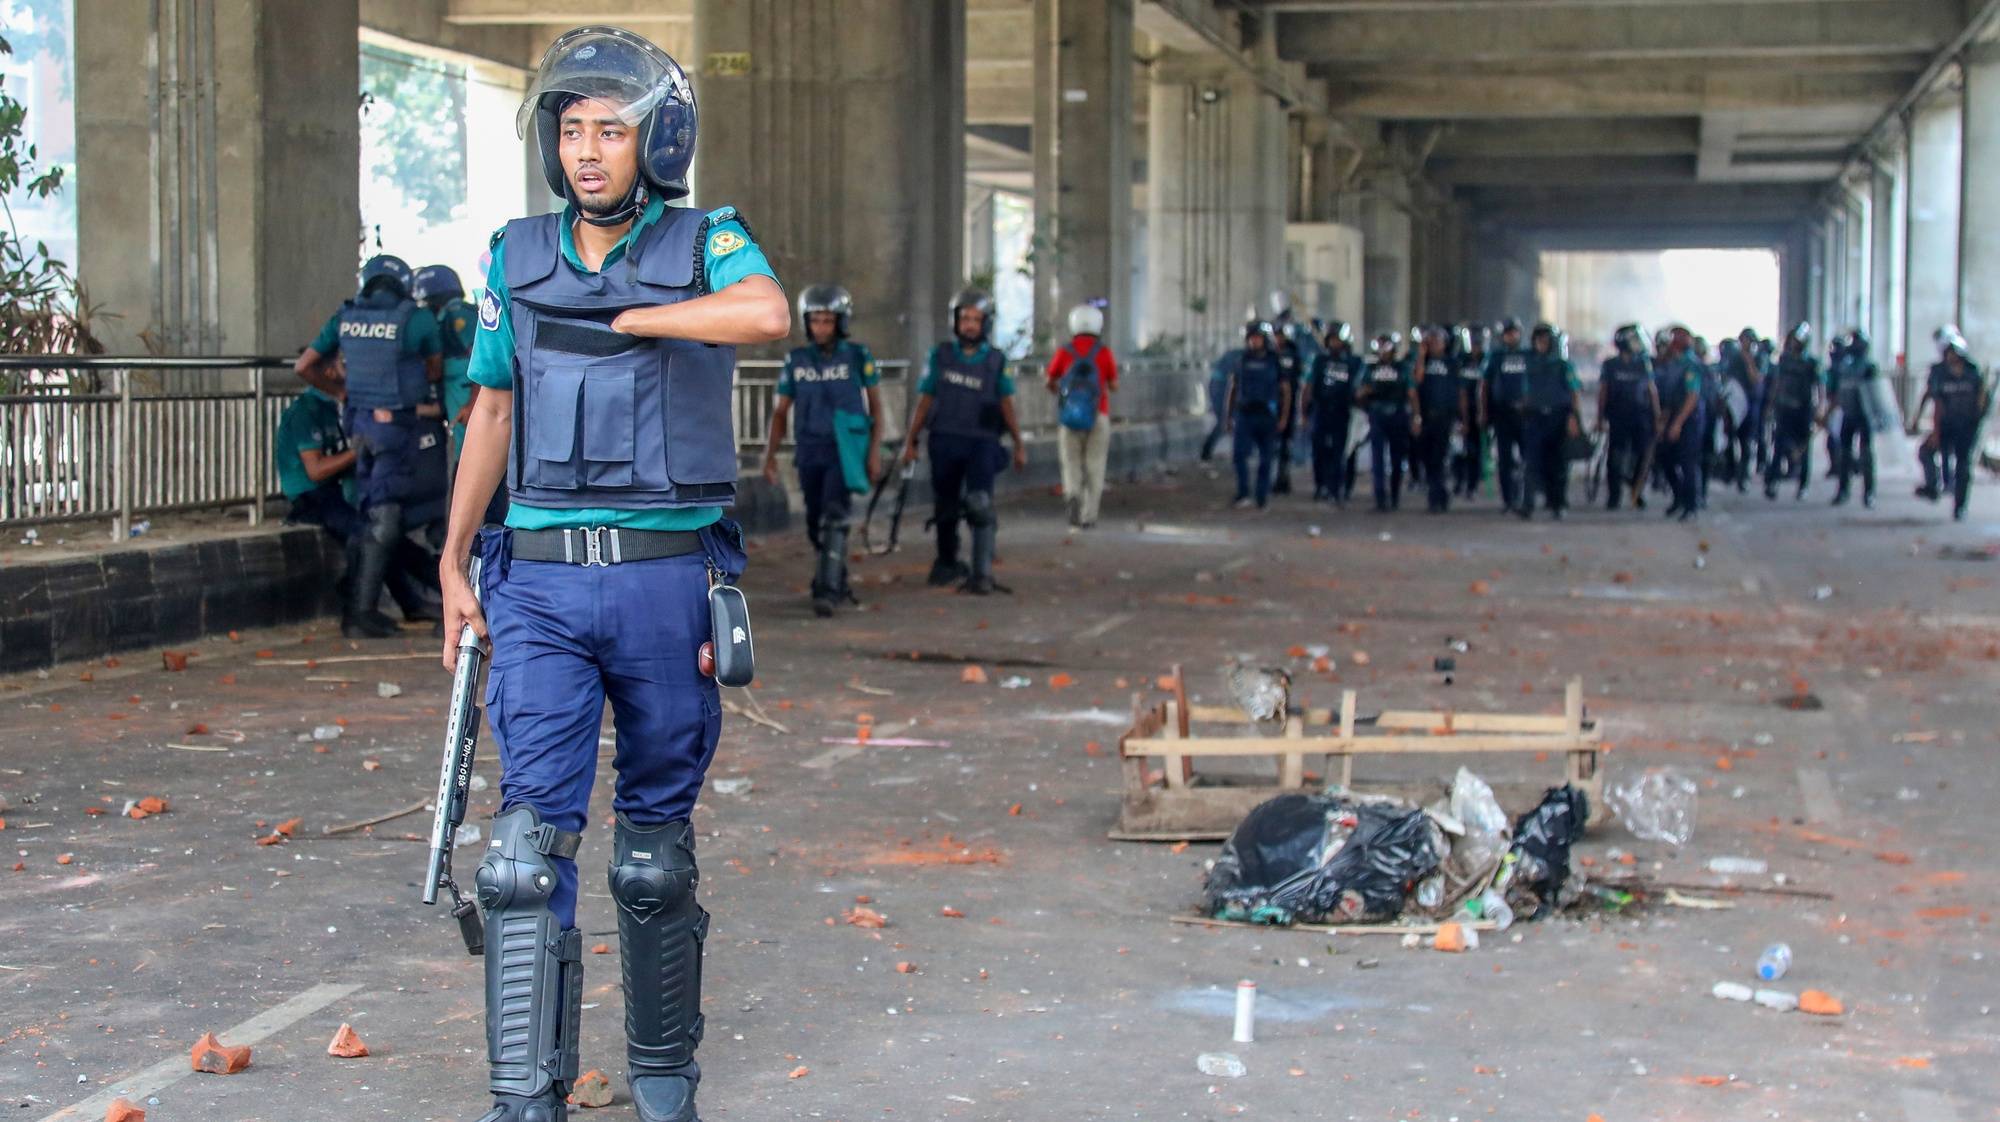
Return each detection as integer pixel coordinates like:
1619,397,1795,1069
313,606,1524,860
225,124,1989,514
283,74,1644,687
1273,0,1958,60
446,0,690,24
1430,153,1699,185
1328,70,1911,118
1514,225,1797,252
1462,182,1821,225
1429,117,1702,157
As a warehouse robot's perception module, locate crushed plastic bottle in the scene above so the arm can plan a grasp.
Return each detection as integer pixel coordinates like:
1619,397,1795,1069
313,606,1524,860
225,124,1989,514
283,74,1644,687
1707,856,1768,876
711,776,754,796
1754,988,1799,1012
376,681,403,699
1605,767,1698,847
1756,943,1792,982
312,725,343,741
1712,981,1753,1002
999,676,1033,690
1196,1052,1246,1079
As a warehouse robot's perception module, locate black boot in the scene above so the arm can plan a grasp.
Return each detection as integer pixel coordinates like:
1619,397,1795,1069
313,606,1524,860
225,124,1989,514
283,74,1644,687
610,818,706,1122
474,807,583,1122
342,507,403,639
812,517,851,617
927,558,967,587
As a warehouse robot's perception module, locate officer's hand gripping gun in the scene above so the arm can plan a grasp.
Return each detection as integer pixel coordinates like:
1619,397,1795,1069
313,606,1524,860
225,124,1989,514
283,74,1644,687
423,555,486,956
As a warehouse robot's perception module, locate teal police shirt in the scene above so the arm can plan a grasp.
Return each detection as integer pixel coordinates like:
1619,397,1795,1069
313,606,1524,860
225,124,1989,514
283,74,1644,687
467,196,779,532
917,343,1017,398
274,386,355,503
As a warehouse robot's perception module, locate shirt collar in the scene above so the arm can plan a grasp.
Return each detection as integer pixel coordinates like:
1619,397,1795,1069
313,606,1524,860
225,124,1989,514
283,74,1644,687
559,193,667,274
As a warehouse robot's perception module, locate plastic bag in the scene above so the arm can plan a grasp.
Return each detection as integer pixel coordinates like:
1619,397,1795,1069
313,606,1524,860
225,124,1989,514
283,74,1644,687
1605,767,1698,847
1204,792,1443,925
1494,785,1589,920
1412,768,1511,917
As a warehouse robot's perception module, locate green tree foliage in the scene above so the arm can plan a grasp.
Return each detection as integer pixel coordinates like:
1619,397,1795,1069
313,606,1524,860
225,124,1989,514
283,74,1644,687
0,30,97,375
360,45,467,227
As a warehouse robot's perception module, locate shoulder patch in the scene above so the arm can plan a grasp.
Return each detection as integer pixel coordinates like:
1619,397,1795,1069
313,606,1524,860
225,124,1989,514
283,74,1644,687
478,291,501,331
708,228,747,257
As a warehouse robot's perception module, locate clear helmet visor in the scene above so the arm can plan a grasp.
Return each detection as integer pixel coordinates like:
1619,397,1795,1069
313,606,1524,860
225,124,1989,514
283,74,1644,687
515,27,689,138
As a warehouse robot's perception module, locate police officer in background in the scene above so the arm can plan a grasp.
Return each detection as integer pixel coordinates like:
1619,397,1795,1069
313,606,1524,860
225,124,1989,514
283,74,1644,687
1764,323,1824,502
1217,321,1286,510
1653,326,1704,522
1596,323,1658,512
414,265,478,455
1453,324,1489,499
1302,321,1362,505
1516,323,1583,521
295,254,448,637
1825,329,1879,508
1269,324,1304,496
1269,291,1320,483
1358,330,1414,513
763,285,881,616
1692,335,1721,509
900,288,1027,593
1915,328,1990,520
1722,327,1765,491
1484,318,1530,513
1413,325,1464,514
438,27,790,1122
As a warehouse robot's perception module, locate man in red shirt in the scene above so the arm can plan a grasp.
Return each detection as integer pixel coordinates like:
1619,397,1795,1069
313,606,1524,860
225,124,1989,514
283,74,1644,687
1046,303,1119,528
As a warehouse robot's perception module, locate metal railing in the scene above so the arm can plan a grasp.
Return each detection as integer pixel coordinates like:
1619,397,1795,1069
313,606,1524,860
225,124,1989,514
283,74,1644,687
0,352,1211,538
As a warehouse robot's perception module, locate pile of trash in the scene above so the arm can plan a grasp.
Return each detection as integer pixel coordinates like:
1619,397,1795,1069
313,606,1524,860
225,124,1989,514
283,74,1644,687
1203,769,1594,928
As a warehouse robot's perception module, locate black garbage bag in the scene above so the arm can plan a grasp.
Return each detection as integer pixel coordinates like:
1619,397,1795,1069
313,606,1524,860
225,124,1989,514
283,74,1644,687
1204,792,1442,925
1496,784,1589,919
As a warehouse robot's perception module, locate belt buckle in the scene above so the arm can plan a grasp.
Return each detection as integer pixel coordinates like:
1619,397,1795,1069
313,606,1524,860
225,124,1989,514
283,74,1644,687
582,526,611,567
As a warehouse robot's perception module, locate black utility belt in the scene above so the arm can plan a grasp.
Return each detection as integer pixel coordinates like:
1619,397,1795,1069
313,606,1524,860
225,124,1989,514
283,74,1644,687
510,526,704,566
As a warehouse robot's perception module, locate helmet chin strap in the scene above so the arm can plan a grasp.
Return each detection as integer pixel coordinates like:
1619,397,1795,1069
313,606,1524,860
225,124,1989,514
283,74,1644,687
574,178,649,229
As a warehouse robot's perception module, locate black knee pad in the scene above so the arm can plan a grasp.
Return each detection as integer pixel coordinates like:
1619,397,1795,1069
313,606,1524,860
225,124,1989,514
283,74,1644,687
608,817,698,918
610,817,707,1079
365,501,405,547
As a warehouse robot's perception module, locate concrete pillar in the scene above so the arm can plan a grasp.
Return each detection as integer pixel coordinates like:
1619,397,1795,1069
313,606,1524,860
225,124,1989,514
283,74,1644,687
1959,46,2000,360
1869,161,1899,361
1142,53,1288,357
1903,92,1961,354
77,0,362,355
1032,0,1133,351
1354,169,1412,336
691,0,964,366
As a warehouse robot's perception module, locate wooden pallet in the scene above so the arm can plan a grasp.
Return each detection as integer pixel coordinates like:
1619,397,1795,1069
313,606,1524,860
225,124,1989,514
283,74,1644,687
1111,667,1604,841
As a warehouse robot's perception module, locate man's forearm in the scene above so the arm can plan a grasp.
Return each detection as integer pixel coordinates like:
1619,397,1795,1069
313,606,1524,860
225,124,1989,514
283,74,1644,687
610,276,789,344
442,395,512,573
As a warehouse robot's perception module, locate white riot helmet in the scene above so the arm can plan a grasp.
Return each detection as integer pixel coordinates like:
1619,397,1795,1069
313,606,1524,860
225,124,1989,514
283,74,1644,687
1067,303,1105,336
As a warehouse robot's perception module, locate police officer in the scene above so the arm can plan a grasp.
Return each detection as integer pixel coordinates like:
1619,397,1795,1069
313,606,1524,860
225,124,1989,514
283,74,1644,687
1693,335,1722,509
1915,329,1990,520
438,27,790,1122
1453,325,1489,499
1516,323,1583,520
1413,325,1463,513
1825,329,1879,508
1269,290,1320,482
1596,323,1658,511
762,285,881,616
295,253,449,637
1359,330,1414,513
899,288,1027,593
1270,325,1304,496
414,265,478,454
1484,318,1530,513
1302,321,1362,504
1216,321,1286,510
1764,323,1824,502
1653,326,1704,521
1723,327,1765,491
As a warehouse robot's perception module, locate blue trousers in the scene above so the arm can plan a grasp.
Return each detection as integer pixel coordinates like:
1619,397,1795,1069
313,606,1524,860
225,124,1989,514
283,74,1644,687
1310,416,1350,499
1368,411,1410,510
1231,410,1279,505
928,433,1002,564
1519,408,1572,514
345,408,449,521
476,522,744,927
795,440,853,545
1663,407,1705,512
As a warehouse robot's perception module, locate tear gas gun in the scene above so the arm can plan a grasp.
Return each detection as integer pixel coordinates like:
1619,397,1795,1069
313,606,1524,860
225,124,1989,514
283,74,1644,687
423,555,486,957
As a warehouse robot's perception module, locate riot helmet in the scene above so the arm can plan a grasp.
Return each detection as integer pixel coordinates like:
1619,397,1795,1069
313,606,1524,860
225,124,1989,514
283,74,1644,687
1785,321,1812,353
1937,326,1970,359
798,284,853,339
950,287,996,341
359,254,412,300
1323,320,1354,351
1068,302,1106,337
1421,324,1450,356
1370,331,1401,358
1841,329,1870,360
1613,323,1647,357
411,264,463,308
519,26,699,224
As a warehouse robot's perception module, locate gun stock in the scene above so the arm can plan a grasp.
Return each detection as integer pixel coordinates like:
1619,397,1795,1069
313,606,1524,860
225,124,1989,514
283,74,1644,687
423,557,487,956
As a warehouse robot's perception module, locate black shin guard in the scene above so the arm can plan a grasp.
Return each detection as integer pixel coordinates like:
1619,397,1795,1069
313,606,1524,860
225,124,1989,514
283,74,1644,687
610,816,706,1122
475,807,584,1122
964,490,997,587
813,517,851,605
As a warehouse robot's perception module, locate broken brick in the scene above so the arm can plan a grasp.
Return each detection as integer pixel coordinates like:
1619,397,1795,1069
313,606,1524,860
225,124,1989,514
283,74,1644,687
326,1023,369,1058
56,853,73,865
895,961,916,974
960,665,988,685
1433,923,1469,952
105,1099,146,1122
568,1069,613,1108
275,818,302,837
939,906,965,918
787,1065,810,1079
1468,580,1492,596
1799,990,1844,1016
190,1031,252,1074
591,943,611,955
1047,672,1075,690
361,759,382,772
161,651,190,672
842,906,888,929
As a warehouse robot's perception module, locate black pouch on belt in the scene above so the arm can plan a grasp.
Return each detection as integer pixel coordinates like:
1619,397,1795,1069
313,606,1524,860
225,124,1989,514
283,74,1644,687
707,575,755,688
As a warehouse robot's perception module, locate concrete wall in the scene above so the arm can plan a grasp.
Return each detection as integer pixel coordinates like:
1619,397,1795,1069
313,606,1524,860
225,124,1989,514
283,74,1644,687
78,0,362,357
1284,222,1365,329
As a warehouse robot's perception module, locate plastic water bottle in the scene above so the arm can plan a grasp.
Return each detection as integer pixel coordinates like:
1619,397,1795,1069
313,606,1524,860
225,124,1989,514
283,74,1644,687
1756,943,1792,982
